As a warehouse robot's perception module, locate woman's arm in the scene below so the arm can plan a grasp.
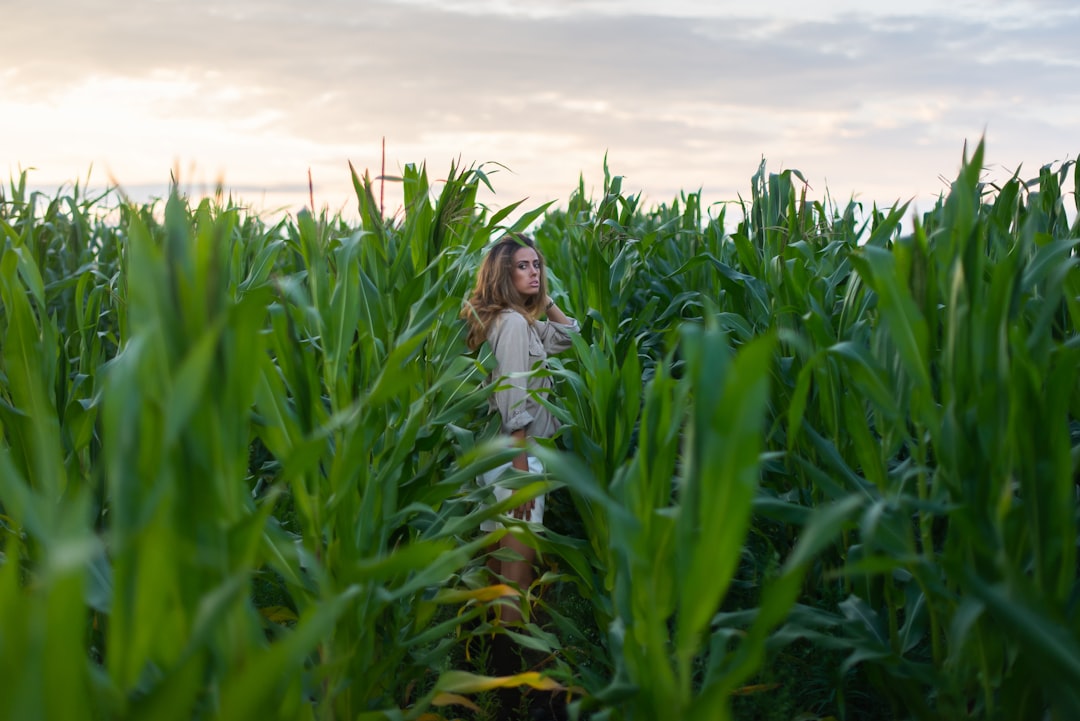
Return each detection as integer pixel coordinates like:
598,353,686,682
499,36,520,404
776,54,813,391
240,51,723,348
490,314,537,519
489,312,536,433
537,295,578,354
508,428,535,519
510,428,528,471
545,295,571,325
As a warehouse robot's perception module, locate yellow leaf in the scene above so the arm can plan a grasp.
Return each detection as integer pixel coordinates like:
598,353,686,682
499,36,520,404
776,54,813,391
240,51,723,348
432,693,481,712
433,584,520,604
258,605,298,623
436,670,565,694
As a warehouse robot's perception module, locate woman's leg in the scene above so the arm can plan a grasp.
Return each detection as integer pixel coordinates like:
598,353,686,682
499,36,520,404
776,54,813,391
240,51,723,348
480,457,545,622
497,533,536,624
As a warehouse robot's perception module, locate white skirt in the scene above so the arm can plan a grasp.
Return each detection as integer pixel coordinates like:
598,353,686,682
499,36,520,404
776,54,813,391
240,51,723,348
479,455,546,531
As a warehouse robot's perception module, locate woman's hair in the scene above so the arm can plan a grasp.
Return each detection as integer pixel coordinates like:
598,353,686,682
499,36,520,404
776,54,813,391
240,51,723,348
461,232,548,351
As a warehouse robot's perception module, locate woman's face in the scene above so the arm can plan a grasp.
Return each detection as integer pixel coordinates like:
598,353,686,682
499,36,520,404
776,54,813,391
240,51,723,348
511,246,542,298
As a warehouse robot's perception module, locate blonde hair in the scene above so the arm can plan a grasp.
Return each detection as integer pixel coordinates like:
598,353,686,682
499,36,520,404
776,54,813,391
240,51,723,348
461,233,549,351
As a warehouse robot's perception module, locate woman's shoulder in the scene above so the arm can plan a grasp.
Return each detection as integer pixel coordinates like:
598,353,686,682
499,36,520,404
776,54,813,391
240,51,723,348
496,308,528,327
488,308,529,342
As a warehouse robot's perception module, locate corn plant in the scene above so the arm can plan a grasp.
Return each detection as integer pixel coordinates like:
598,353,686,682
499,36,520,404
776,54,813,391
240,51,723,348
0,164,566,721
760,142,1080,720
3,142,1079,721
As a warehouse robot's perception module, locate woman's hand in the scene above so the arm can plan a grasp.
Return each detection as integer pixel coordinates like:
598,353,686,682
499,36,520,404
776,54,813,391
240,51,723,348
509,497,536,520
509,453,536,519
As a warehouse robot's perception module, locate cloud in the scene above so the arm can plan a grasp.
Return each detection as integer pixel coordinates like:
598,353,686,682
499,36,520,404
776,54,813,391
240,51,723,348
373,0,1080,27
3,0,1078,218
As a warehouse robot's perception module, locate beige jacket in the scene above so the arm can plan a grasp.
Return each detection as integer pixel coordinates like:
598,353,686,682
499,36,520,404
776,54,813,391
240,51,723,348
486,309,578,439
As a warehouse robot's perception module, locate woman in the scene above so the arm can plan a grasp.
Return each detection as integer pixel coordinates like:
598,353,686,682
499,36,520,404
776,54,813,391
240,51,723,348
461,232,578,622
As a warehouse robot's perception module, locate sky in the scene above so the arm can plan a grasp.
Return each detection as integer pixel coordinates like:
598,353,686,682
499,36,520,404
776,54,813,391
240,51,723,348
2,0,1079,225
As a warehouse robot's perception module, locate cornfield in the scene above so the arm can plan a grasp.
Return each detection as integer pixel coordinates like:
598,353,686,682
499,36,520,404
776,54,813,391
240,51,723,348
1,140,1078,721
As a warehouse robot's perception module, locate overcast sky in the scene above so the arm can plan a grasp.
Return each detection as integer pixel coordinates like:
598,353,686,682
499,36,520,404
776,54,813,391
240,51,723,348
3,0,1078,223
